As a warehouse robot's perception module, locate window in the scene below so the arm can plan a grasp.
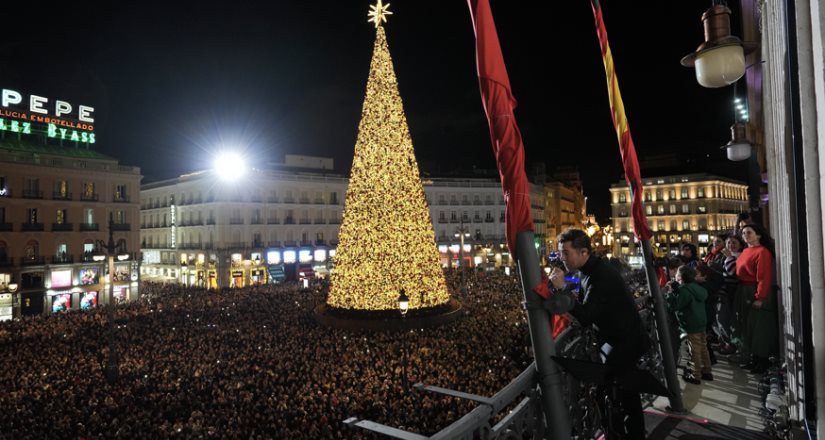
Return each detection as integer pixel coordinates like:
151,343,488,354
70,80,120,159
645,205,652,215
683,220,690,230
619,193,627,203
681,188,689,199
0,207,4,223
669,204,676,214
697,187,705,198
0,176,8,196
439,212,447,221
84,182,95,198
682,204,689,214
55,180,69,198
657,221,665,231
115,210,125,224
85,209,94,224
657,205,664,214
330,192,338,204
644,192,652,202
668,189,676,200
656,190,662,200
115,184,127,201
698,206,707,213
619,208,628,217
27,208,38,224
56,209,67,224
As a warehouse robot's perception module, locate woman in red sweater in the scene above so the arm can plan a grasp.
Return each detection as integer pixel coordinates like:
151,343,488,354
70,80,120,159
736,224,777,374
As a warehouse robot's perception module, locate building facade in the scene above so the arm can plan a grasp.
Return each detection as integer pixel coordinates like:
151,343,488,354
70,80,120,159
140,164,348,288
0,142,142,319
609,173,749,256
544,181,586,251
140,165,554,288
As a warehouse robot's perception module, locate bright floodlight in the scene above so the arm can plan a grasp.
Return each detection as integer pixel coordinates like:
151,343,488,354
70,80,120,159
213,152,247,181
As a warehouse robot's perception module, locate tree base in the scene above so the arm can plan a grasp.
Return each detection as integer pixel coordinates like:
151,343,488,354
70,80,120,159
314,299,464,331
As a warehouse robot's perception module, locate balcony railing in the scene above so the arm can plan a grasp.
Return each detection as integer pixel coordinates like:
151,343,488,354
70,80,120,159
314,199,325,204
22,190,43,199
79,222,99,233
111,223,131,231
51,223,74,232
53,191,72,200
21,223,45,231
228,242,246,249
0,188,11,197
229,218,244,225
80,193,99,201
0,257,13,267
0,223,12,231
329,218,341,224
300,240,312,246
283,197,295,203
299,198,310,204
206,219,216,225
299,219,311,224
267,197,279,203
314,218,326,224
267,218,281,224
22,256,46,266
283,240,297,246
267,240,281,247
438,218,448,224
250,219,263,225
113,195,130,203
284,218,295,224
51,255,74,264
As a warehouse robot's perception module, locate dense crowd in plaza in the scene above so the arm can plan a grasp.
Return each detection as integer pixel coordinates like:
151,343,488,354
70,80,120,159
0,271,532,439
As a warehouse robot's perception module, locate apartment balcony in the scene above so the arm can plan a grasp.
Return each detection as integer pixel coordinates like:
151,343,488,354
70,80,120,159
53,192,72,200
21,223,45,231
284,197,295,204
51,255,74,264
300,240,313,246
267,218,280,224
267,197,280,203
328,218,341,224
251,241,264,248
81,193,99,201
450,218,459,223
485,217,495,223
314,218,326,224
473,200,483,205
22,190,44,199
267,240,281,247
250,219,263,225
111,223,131,231
229,218,244,225
283,240,297,246
461,217,471,223
113,195,130,203
51,223,74,232
79,223,99,232
484,200,495,205
21,256,46,266
315,239,327,246
313,198,325,204
206,219,216,225
299,219,311,225
250,197,263,203
438,218,448,224
299,198,310,204
473,216,482,223
284,218,295,225
0,257,13,267
0,223,12,231
227,242,246,249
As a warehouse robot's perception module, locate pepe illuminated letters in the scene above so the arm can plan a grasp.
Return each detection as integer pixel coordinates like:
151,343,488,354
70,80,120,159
1,88,94,122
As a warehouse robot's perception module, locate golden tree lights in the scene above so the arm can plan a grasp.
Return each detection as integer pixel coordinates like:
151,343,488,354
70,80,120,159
327,10,450,311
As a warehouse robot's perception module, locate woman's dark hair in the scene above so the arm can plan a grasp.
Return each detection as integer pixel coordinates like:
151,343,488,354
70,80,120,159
741,223,776,257
726,235,746,250
681,242,698,260
736,212,752,225
557,229,592,253
677,265,697,283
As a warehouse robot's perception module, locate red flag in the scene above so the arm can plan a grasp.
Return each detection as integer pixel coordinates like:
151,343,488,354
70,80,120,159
467,0,534,256
591,0,652,241
469,0,568,336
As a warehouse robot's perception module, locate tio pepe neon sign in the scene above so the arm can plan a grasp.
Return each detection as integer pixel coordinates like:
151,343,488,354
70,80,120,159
1,88,96,144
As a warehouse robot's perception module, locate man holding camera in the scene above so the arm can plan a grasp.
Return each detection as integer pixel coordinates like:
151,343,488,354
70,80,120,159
549,228,649,440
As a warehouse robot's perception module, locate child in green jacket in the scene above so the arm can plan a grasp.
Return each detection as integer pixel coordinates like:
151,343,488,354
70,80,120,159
668,265,713,384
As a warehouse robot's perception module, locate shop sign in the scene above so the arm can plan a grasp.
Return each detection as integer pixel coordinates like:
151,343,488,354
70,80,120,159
1,88,95,143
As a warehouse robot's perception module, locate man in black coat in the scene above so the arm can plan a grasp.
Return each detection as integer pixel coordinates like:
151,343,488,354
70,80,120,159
550,228,649,440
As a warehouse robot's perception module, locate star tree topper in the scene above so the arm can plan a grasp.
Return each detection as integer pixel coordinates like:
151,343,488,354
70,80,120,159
368,0,392,28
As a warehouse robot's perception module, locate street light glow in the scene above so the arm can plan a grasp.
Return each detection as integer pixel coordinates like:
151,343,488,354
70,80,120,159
213,152,247,181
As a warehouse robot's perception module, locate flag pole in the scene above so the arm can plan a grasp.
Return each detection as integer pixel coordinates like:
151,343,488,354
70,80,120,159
516,232,572,439
640,238,685,412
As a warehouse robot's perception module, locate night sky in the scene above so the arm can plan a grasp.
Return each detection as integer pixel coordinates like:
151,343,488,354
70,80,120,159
1,1,745,222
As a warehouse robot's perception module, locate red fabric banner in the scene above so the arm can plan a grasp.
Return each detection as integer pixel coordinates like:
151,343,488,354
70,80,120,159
467,0,534,255
591,0,652,241
469,0,569,336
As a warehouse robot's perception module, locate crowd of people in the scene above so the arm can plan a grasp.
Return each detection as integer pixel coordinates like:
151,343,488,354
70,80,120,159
0,271,533,439
662,212,779,384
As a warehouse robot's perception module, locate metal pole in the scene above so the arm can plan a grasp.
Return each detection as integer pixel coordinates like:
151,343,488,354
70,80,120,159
640,239,684,412
402,316,408,391
515,231,571,439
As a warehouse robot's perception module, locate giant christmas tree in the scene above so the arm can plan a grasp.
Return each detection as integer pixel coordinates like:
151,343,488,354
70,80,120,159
327,1,450,311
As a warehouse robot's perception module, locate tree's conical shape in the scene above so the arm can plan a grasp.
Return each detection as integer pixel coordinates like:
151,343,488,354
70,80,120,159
328,26,450,311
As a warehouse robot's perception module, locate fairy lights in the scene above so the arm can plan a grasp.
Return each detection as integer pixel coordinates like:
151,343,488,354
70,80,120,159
327,19,450,311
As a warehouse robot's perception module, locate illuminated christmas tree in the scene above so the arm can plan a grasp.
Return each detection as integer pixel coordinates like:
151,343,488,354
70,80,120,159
327,1,450,311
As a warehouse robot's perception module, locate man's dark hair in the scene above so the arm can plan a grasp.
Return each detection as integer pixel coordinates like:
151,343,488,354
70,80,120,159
736,212,751,225
557,228,592,253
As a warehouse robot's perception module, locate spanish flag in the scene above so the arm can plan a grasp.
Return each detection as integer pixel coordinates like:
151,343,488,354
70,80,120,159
591,0,652,242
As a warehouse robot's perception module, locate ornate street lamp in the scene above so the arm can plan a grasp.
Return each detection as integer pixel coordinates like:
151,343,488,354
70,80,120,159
93,216,130,385
398,289,409,390
681,4,757,88
721,122,752,161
